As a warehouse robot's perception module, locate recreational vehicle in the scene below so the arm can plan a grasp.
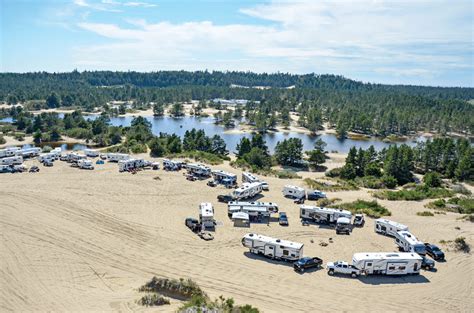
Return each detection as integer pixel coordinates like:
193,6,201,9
282,185,306,199
118,158,145,172
232,212,250,227
0,156,23,166
227,201,278,219
16,147,41,158
211,170,237,186
242,172,269,190
163,159,183,171
83,149,99,157
394,231,426,255
241,233,303,261
66,152,87,163
218,182,263,202
351,252,422,275
38,153,56,163
0,147,21,158
199,202,215,229
77,159,94,170
186,163,211,177
375,219,409,237
300,205,352,224
107,153,130,162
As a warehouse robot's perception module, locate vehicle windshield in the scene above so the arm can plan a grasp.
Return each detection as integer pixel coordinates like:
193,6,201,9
431,246,440,251
414,245,426,254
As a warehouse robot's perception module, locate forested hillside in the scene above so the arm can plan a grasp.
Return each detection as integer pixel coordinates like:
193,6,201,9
1,71,473,136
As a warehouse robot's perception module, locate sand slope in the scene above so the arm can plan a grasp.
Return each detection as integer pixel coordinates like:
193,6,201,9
0,158,473,312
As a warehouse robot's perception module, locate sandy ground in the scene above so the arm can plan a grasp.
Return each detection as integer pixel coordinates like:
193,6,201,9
0,155,473,312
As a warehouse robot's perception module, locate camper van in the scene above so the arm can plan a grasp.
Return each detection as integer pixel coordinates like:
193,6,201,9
218,182,263,202
77,159,94,170
118,158,145,172
163,159,183,171
242,172,269,190
199,202,215,229
351,252,422,275
186,163,211,177
0,147,21,158
394,231,426,255
227,201,279,218
300,205,352,224
0,156,23,166
211,170,237,186
282,185,306,200
241,233,303,261
375,219,409,237
16,147,41,158
107,153,130,162
83,149,99,158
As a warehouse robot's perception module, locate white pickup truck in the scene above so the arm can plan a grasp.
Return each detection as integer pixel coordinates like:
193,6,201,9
326,261,360,278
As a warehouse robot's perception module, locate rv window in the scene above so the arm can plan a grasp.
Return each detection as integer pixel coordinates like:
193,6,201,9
399,266,406,270
269,246,273,249
283,250,289,256
342,265,347,268
388,266,395,270
367,263,372,266
302,209,305,215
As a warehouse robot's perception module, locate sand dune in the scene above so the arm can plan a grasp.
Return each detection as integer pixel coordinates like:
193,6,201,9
0,158,472,312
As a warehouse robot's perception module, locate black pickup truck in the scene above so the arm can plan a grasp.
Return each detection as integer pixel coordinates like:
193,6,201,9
293,257,323,272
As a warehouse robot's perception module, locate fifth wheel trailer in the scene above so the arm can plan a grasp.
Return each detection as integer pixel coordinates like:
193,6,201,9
300,205,352,223
351,252,423,275
0,156,23,166
374,218,409,237
241,233,303,261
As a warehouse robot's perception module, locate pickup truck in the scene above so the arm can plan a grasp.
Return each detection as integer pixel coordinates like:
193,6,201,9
326,261,360,278
424,243,445,261
293,257,323,272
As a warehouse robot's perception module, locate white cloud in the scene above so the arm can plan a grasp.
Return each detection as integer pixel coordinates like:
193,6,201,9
72,0,473,85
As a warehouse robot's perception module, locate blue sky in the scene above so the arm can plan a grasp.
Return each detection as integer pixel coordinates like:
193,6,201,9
1,0,473,87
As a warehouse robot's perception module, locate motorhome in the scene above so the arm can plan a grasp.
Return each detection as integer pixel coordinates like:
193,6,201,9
16,147,41,158
211,170,237,186
394,231,426,255
374,219,409,237
186,163,211,177
336,217,352,234
282,185,306,199
300,205,352,223
242,172,269,190
351,252,423,275
107,153,130,162
218,182,263,202
83,149,99,157
199,202,215,229
77,159,94,170
66,152,87,163
0,147,21,158
38,153,56,163
227,201,279,218
241,233,303,261
163,159,182,171
118,158,145,172
49,148,62,159
0,156,23,166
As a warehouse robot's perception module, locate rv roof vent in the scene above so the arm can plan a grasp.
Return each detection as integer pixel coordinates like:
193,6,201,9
276,239,281,243
387,254,399,257
249,233,254,237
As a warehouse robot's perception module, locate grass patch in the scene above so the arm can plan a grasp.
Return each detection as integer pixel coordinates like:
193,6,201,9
374,185,454,201
454,237,470,253
304,178,359,192
417,211,434,217
426,197,474,214
334,199,391,218
317,197,341,207
139,277,206,300
138,294,170,307
273,169,301,179
168,150,229,165
180,295,260,313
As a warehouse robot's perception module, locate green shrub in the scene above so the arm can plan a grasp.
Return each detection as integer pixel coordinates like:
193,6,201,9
138,294,170,307
417,211,434,216
358,176,384,189
426,197,474,214
454,237,470,253
0,134,5,144
139,277,206,299
381,175,397,189
335,199,391,218
325,167,342,178
168,150,228,165
14,133,24,141
304,178,358,191
375,185,454,201
274,169,301,179
424,172,443,188
42,145,53,152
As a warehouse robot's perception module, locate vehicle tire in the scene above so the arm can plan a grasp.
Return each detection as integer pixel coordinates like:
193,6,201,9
351,272,357,278
328,270,334,276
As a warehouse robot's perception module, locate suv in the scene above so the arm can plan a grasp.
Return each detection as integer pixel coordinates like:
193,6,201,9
425,243,445,260
307,190,327,200
353,214,365,227
207,180,217,187
279,212,289,226
326,261,360,278
421,256,435,270
185,217,201,233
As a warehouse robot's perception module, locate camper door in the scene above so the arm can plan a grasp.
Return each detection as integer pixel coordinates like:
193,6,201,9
264,245,275,258
364,260,374,274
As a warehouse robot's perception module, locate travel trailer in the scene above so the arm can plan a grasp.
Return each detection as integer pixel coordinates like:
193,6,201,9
199,202,215,229
0,147,21,158
242,172,269,190
77,159,94,170
351,252,423,275
218,182,263,202
211,170,237,186
186,163,211,177
66,152,87,163
300,205,352,223
118,158,146,172
335,217,352,234
232,212,250,227
282,185,306,199
83,149,99,157
374,219,409,237
241,233,303,261
394,231,426,255
0,156,23,166
107,153,130,162
227,201,279,218
15,147,41,158
38,153,56,163
163,159,183,171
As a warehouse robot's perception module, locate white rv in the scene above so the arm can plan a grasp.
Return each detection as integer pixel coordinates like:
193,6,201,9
38,153,56,163
212,170,237,186
227,201,279,218
351,252,423,275
241,233,303,261
0,147,21,158
66,152,87,163
107,153,130,162
394,231,426,255
83,149,99,157
16,147,41,158
235,182,263,199
163,159,182,171
242,172,269,190
374,218,409,237
118,158,145,172
199,202,215,229
300,205,352,223
186,163,211,177
78,159,94,170
0,156,23,166
282,185,306,199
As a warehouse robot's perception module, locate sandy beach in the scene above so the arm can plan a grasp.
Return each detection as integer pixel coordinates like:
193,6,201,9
0,154,472,312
